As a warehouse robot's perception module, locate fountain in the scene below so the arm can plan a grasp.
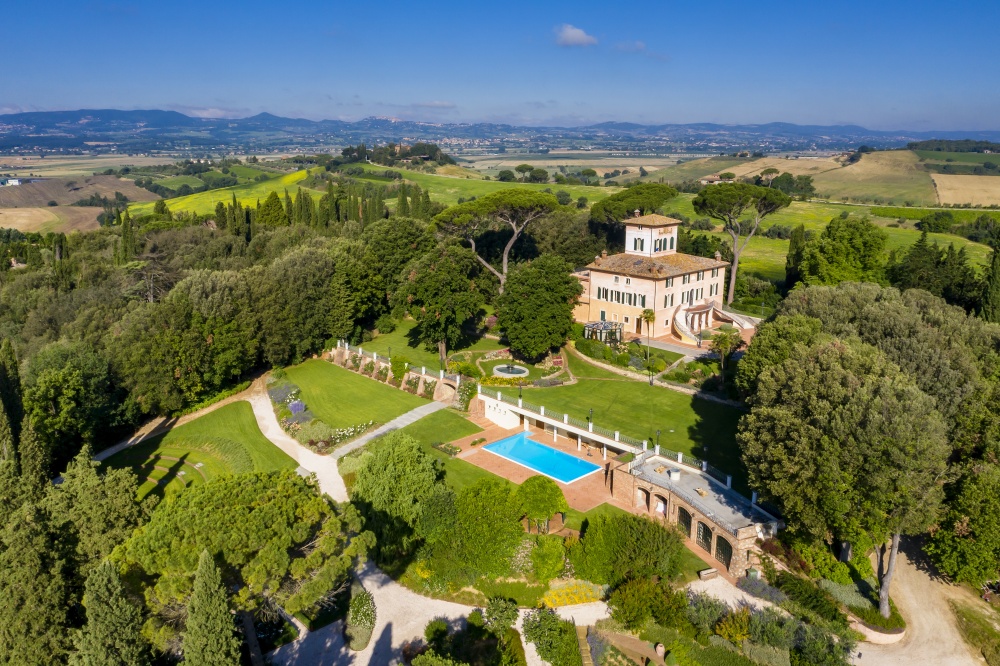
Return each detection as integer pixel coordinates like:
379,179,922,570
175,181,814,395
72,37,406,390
493,362,529,378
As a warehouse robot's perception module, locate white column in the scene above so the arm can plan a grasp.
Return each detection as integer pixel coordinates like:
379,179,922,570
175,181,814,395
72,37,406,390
588,422,593,433
421,366,426,376
655,444,660,455
701,461,708,472
642,441,648,451
518,398,522,408
726,475,732,488
677,452,683,463
563,414,568,424
752,491,758,505
540,406,545,416
614,431,619,442
373,352,378,361
553,427,557,442
602,446,607,460
577,434,582,451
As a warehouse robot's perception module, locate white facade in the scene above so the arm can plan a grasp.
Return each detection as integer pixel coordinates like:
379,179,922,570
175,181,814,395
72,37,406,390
624,223,678,257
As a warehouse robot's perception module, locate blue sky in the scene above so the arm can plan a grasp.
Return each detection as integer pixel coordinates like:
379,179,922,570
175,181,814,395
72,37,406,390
3,1,998,130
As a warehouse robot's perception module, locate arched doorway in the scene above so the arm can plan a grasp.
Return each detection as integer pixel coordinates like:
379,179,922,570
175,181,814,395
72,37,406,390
636,487,651,512
715,535,733,570
696,521,712,552
653,494,668,517
677,507,692,537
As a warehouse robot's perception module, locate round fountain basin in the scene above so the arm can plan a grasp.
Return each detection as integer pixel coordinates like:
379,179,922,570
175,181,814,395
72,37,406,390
493,364,529,378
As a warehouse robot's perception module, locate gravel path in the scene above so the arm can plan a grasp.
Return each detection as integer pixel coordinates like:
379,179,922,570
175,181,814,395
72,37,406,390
855,541,980,666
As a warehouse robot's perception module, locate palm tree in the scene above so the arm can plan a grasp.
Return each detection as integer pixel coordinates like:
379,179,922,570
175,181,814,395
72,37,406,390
641,308,656,384
710,328,745,374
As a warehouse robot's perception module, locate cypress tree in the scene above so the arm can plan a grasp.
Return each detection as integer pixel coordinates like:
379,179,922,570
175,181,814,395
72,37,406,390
0,405,14,464
420,190,432,220
784,223,806,288
982,247,1000,323
397,183,410,216
0,504,70,664
182,551,240,666
283,189,293,223
214,201,227,230
0,337,22,445
18,418,49,501
71,561,151,666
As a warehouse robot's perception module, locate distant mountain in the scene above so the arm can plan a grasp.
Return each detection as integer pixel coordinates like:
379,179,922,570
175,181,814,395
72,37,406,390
2,108,999,153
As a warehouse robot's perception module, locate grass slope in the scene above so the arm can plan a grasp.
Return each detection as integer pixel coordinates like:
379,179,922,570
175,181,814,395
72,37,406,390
362,319,505,370
285,359,427,429
640,156,753,183
521,379,746,490
128,168,326,216
104,401,295,500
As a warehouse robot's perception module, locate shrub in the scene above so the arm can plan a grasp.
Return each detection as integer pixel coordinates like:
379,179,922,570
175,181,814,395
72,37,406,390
345,584,376,651
715,608,751,643
691,218,715,231
653,358,667,373
794,541,851,585
816,579,874,610
447,360,482,379
763,224,793,239
375,314,396,334
847,598,906,632
775,573,846,625
609,577,663,630
747,608,796,650
376,366,389,383
665,640,700,666
686,592,728,635
390,355,410,385
421,379,437,399
501,627,527,665
404,376,421,394
424,618,449,652
485,597,519,633
522,608,582,666
531,536,566,583
741,641,791,666
568,513,684,588
736,577,787,604
615,352,631,367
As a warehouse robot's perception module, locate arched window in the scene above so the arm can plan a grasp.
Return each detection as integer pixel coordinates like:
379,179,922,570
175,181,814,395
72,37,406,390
677,507,692,537
636,487,651,511
715,535,733,570
669,236,675,250
696,522,713,552
654,494,668,515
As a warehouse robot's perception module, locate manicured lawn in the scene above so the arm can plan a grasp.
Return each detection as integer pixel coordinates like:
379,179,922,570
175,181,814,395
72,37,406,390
285,359,427,429
362,318,506,371
565,348,627,380
521,380,747,490
400,408,483,447
104,401,296,501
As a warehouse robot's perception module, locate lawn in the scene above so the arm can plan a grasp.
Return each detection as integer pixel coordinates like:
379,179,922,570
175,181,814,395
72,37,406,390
362,318,505,371
398,408,494,493
285,359,427,429
565,348,626,380
129,168,327,216
104,401,296,501
521,379,747,490
157,174,205,190
950,600,1000,665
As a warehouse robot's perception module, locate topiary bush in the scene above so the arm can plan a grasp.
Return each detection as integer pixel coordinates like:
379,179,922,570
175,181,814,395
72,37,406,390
345,583,376,651
522,608,582,666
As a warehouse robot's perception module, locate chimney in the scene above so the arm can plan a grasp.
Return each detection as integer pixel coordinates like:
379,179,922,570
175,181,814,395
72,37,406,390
634,209,641,218
601,249,608,259
714,251,722,261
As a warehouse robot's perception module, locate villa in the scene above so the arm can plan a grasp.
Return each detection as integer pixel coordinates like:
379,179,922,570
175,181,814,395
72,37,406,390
572,210,749,344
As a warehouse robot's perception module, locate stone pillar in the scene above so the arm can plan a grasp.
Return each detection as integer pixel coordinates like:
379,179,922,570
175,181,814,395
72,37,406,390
642,441,647,451
603,446,607,460
373,352,378,362
614,431,620,442
677,452,683,463
553,427,557,442
440,369,444,379
421,366,426,376
477,384,482,395
701,461,708,472
726,475,732,488
563,414,568,424
577,434,582,451
518,398,522,408
752,491,758,505
588,422,593,433
655,444,660,455
540,406,545,416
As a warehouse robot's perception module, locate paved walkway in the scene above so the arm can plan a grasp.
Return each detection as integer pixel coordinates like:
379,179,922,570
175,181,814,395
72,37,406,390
333,401,445,460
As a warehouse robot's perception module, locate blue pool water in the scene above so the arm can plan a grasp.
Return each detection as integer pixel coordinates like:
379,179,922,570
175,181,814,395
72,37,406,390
483,432,601,484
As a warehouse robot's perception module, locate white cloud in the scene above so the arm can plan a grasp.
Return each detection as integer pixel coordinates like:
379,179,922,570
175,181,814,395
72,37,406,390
555,24,597,47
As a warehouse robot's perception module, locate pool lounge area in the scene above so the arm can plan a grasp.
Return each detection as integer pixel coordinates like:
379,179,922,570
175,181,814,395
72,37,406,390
483,431,602,484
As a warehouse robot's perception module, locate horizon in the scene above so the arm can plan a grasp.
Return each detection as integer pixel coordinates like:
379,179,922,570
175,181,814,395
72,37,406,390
3,0,999,131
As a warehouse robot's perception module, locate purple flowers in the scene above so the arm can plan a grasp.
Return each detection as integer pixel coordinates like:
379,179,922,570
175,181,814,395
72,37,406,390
289,400,306,415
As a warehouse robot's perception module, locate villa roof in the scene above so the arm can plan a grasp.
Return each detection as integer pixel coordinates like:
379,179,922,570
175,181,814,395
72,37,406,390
586,251,728,279
623,213,682,228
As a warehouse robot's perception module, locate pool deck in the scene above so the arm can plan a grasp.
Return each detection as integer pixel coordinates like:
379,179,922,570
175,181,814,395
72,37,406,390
455,420,743,582
458,423,620,512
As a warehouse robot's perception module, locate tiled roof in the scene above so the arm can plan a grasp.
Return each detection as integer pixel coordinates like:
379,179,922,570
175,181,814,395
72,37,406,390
623,213,682,228
586,251,728,279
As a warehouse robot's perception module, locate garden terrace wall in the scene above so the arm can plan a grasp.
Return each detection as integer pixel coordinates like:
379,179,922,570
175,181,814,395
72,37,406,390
329,341,455,404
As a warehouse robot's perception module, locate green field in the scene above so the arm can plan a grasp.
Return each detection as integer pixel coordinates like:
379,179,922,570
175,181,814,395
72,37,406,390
564,348,625,380
397,408,492,492
664,194,993,281
285,359,427,429
641,156,752,183
129,168,326,216
914,149,999,166
362,318,505,370
104,401,296,500
158,174,205,189
356,163,618,206
521,376,747,490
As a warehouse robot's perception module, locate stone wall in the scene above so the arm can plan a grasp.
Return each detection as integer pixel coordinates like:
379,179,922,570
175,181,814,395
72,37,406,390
609,466,758,578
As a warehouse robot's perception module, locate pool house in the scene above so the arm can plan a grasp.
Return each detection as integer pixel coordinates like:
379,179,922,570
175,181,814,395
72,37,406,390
473,387,780,578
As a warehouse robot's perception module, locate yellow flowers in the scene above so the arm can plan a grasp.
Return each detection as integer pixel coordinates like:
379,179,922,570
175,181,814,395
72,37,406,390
541,580,603,607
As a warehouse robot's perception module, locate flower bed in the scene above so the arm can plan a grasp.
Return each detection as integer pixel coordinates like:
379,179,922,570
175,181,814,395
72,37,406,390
269,378,374,454
432,441,461,457
404,376,421,395
421,379,436,400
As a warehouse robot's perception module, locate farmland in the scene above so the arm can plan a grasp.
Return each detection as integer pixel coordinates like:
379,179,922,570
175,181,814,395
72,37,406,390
128,168,328,216
0,174,157,207
932,174,1000,206
0,206,103,233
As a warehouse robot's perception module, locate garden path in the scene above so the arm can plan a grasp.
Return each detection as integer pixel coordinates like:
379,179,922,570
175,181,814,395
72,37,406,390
855,540,980,666
269,558,610,666
332,401,446,460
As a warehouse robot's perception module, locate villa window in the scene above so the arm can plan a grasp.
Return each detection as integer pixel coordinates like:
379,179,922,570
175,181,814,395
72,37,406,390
641,294,646,307
654,239,660,252
664,293,674,307
681,292,687,304
711,268,719,278
697,271,704,281
614,275,620,284
624,316,630,324
625,277,631,285
666,277,674,287
600,310,606,321
669,236,675,250
682,275,690,285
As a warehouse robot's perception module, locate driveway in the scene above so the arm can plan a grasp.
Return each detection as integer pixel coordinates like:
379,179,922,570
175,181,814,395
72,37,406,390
856,539,980,665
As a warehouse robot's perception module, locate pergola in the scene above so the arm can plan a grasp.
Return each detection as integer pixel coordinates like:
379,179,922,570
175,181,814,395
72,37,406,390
583,320,624,344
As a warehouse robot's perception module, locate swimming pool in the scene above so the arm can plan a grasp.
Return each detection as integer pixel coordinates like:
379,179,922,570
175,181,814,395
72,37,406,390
483,432,602,484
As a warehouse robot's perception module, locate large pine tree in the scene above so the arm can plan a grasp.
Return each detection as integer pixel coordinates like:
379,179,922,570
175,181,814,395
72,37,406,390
982,247,1000,323
182,551,241,666
71,561,150,666
0,404,14,464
